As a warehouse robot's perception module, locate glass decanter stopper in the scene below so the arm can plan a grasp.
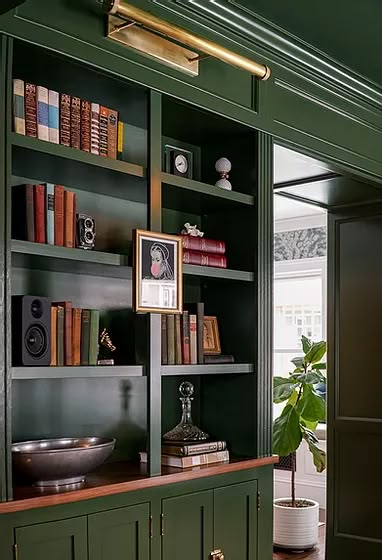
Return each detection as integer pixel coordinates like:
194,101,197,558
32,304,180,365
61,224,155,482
162,381,209,442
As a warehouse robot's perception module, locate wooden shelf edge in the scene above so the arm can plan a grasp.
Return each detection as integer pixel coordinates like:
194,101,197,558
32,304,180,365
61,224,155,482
12,366,144,379
161,363,254,375
11,132,145,178
4,456,278,513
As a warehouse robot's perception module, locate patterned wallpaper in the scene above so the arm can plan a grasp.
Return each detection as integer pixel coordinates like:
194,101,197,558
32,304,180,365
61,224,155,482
274,226,326,261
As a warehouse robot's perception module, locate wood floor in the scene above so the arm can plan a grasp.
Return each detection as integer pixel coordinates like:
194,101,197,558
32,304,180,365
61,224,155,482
273,526,325,560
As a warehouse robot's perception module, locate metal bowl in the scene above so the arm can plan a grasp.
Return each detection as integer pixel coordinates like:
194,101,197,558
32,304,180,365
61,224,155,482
12,437,115,487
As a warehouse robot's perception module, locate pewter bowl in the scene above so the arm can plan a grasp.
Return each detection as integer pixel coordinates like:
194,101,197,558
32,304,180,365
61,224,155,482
12,437,115,487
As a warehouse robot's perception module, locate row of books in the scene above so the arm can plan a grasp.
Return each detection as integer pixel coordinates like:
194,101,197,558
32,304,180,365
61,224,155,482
181,234,227,269
140,440,229,468
161,303,204,366
50,302,99,366
13,79,122,159
13,184,78,248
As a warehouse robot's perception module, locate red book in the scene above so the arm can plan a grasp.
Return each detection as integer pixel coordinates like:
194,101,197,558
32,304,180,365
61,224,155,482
182,310,190,365
34,184,46,244
64,190,75,248
53,301,72,366
25,83,37,138
183,250,227,268
71,96,81,150
99,106,108,157
107,108,118,159
60,93,71,147
181,235,226,255
54,185,65,246
80,100,91,152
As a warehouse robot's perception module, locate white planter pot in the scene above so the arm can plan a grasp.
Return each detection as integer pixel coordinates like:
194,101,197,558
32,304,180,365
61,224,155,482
273,497,319,549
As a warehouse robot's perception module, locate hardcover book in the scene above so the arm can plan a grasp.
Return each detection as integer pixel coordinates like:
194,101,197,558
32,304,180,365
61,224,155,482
107,108,118,159
181,310,190,365
89,309,100,366
48,90,59,144
140,449,229,468
56,305,65,367
72,308,82,366
80,309,91,365
90,103,100,155
117,121,124,160
99,106,109,157
181,235,226,255
70,96,81,150
11,184,34,242
64,190,75,248
50,305,57,367
189,314,197,365
53,301,72,366
12,79,25,135
36,85,49,141
25,82,37,138
162,440,227,457
54,185,65,246
45,183,55,245
60,93,71,147
183,250,227,268
34,184,46,244
175,314,182,365
166,314,175,365
80,100,91,152
186,302,204,365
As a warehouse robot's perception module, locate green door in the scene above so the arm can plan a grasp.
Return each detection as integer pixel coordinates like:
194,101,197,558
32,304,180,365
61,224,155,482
214,480,258,560
88,503,150,560
15,517,87,560
162,490,213,560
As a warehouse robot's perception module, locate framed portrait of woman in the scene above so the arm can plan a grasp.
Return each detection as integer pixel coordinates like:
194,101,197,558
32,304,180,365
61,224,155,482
133,229,183,313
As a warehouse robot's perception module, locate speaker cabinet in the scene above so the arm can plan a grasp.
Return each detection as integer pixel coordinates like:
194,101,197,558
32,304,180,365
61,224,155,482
12,295,51,366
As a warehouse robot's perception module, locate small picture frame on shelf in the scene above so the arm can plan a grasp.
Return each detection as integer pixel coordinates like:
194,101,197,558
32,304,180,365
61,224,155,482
203,316,221,354
164,144,193,179
133,229,183,314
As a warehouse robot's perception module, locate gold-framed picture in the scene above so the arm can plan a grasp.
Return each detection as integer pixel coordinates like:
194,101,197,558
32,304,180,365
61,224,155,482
133,229,183,314
203,316,221,354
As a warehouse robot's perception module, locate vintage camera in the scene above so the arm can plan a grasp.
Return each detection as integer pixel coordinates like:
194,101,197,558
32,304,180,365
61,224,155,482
76,213,96,250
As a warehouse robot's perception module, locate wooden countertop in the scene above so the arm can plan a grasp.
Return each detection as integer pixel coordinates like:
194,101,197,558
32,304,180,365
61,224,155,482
0,455,278,514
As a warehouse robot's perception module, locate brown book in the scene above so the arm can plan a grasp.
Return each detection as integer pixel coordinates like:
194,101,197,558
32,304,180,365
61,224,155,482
175,314,182,365
161,314,167,365
25,83,37,137
34,184,46,244
71,96,81,150
50,306,58,366
64,190,75,248
189,314,197,365
54,185,65,246
107,108,118,159
53,301,72,366
166,314,175,365
182,310,190,365
183,250,227,268
56,305,65,367
72,192,77,248
80,309,91,365
60,93,71,146
72,308,82,366
99,106,108,157
80,100,91,152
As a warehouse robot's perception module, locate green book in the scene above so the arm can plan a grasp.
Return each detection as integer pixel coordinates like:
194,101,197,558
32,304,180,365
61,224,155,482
89,309,100,366
80,309,91,366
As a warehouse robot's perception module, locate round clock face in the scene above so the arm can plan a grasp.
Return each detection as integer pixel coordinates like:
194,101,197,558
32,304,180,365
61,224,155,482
175,154,188,174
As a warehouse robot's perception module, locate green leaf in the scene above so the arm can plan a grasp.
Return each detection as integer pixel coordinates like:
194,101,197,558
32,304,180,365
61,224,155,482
291,356,305,369
301,335,313,354
304,371,326,385
301,427,326,473
273,377,298,403
312,362,326,370
273,405,302,456
297,385,326,422
301,418,319,431
304,341,326,365
286,390,299,407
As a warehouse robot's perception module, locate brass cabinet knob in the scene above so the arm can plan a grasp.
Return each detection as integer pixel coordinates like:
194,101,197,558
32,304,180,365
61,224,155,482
210,549,225,560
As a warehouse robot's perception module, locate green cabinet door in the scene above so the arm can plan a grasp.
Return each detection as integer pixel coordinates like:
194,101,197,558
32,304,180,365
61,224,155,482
214,480,258,560
88,502,150,560
162,490,213,560
15,517,87,560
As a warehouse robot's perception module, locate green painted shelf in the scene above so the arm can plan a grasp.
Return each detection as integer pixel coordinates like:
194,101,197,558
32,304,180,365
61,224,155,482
161,363,254,375
12,365,144,379
11,132,145,178
161,172,254,213
183,263,253,282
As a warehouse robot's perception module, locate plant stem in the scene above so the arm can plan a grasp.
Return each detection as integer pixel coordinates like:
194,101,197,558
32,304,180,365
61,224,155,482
291,452,296,507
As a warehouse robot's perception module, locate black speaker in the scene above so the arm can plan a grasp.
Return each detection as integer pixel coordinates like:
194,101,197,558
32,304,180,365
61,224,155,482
12,296,51,366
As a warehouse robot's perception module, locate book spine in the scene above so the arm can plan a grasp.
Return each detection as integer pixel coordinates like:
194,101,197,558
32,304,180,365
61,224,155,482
70,96,81,150
34,184,46,243
54,185,65,246
72,308,82,366
175,314,182,365
45,183,55,245
91,103,100,155
36,86,49,141
161,450,229,467
48,90,59,144
56,306,65,367
89,309,100,365
64,190,75,248
183,250,227,268
181,235,226,255
189,314,197,365
182,310,190,365
196,302,204,365
50,306,57,366
64,302,73,366
117,121,123,160
163,441,227,457
107,109,118,159
72,192,77,248
166,314,175,365
161,314,168,365
80,309,91,365
99,106,109,157
13,79,25,135
60,93,71,146
25,184,35,242
80,100,91,152
25,83,37,138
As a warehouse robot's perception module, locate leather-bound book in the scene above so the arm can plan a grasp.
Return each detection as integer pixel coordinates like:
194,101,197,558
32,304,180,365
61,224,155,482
45,183,54,245
13,78,25,135
64,190,75,248
99,106,108,157
34,184,46,244
107,108,118,159
53,301,72,366
59,93,71,147
70,96,81,150
189,314,197,365
72,308,82,366
183,250,227,268
91,103,100,155
25,82,37,137
181,235,226,255
54,185,65,246
80,309,91,365
80,100,91,152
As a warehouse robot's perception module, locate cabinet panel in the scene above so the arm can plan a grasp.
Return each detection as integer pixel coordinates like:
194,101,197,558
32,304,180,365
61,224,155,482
88,503,150,560
214,480,258,560
15,517,87,560
162,490,213,560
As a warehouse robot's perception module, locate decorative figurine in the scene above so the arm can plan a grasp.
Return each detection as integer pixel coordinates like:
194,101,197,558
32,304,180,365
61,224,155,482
163,381,209,442
181,222,204,237
215,157,232,191
97,328,116,365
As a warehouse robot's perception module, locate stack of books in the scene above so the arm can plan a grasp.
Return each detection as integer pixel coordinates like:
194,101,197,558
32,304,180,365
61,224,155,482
50,302,99,366
13,183,78,248
161,303,204,365
13,79,123,160
140,440,229,468
181,234,227,269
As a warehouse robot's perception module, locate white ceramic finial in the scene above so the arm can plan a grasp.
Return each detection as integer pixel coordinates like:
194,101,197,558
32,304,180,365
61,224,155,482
215,157,232,191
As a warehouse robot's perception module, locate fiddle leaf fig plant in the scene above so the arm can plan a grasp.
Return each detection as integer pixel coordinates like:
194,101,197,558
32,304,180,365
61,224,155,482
273,335,327,506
